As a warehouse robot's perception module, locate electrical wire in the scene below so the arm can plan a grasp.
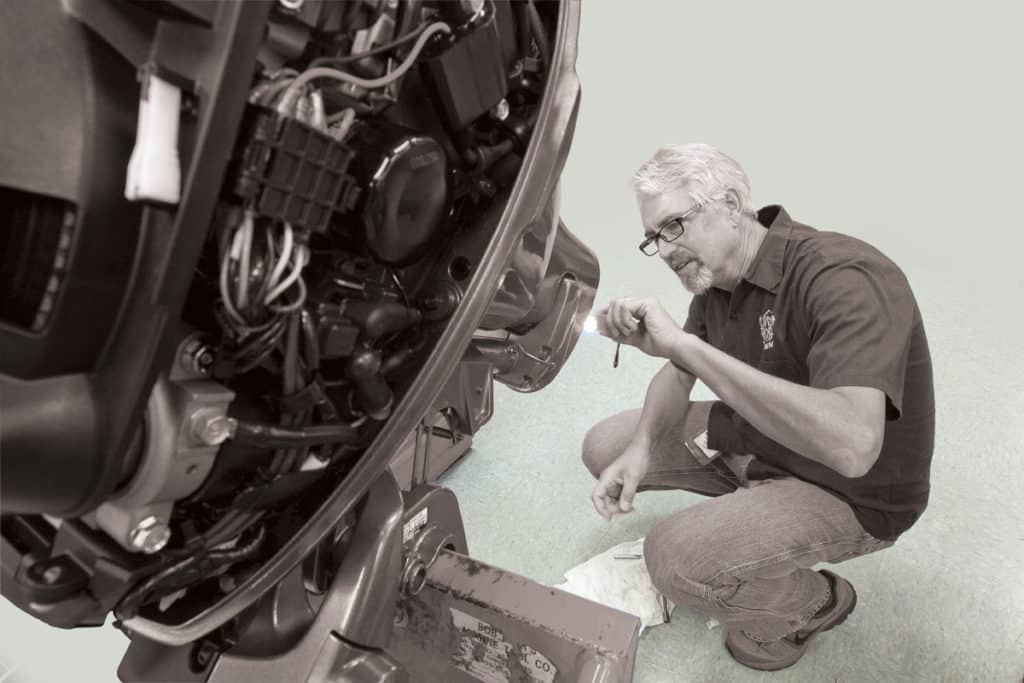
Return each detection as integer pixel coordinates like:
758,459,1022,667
310,20,431,68
527,0,551,67
267,277,307,314
115,526,267,619
265,245,309,305
236,211,255,309
279,21,452,111
219,244,248,328
265,223,294,301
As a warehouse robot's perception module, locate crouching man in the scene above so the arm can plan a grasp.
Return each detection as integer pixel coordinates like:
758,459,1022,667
585,143,934,671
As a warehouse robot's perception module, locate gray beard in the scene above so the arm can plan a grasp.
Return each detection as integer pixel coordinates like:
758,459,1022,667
679,262,714,295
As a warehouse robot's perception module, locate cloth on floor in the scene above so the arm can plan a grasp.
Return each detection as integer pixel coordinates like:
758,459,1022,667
552,537,675,633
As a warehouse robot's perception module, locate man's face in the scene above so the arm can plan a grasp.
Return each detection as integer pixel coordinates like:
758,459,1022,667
638,186,733,295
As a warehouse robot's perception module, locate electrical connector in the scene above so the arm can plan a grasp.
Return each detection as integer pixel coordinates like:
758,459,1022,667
125,71,182,204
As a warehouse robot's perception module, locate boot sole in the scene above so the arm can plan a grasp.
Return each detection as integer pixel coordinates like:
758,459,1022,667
724,578,858,671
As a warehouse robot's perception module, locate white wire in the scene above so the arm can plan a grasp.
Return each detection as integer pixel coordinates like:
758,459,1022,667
279,21,452,111
265,223,294,299
236,212,255,308
327,108,357,142
265,245,309,305
268,276,308,314
219,245,248,328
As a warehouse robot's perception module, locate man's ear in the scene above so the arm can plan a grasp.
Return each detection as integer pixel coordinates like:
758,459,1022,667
722,188,742,222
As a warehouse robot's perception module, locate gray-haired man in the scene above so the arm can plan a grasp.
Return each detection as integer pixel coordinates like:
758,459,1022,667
585,143,934,670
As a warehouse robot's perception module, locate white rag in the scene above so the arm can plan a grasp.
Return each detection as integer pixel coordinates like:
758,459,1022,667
553,537,676,633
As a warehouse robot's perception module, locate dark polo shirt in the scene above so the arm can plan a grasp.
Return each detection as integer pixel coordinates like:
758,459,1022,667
682,206,935,541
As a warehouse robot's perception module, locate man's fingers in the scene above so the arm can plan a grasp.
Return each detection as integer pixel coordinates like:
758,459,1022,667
592,471,623,521
618,472,640,513
614,300,637,336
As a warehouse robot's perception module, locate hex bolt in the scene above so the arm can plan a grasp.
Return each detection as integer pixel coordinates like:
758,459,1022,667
129,516,171,554
181,337,214,376
190,409,233,446
218,574,237,593
490,98,510,121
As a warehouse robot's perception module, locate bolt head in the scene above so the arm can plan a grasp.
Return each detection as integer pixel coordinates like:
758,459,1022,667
191,410,232,446
130,516,171,554
490,98,510,121
42,565,64,584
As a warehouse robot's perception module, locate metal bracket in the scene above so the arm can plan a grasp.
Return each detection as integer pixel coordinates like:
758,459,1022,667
400,523,455,597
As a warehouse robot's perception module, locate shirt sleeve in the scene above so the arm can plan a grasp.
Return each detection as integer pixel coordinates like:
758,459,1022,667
674,294,709,374
682,293,709,341
801,255,915,418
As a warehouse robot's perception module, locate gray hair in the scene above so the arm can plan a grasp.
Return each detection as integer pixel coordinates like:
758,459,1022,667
631,143,755,216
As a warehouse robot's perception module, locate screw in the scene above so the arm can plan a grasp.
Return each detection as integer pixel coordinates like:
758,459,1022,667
42,565,63,584
490,98,510,121
181,338,214,375
190,409,233,446
129,516,171,554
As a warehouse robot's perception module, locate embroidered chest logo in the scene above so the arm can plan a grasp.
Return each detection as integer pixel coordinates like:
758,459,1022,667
759,309,776,350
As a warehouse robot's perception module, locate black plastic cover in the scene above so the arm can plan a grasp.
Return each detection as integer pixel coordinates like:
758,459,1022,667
344,120,450,267
421,7,508,130
230,104,360,233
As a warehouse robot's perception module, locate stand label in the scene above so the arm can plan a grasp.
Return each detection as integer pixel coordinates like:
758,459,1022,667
449,608,558,683
403,507,428,543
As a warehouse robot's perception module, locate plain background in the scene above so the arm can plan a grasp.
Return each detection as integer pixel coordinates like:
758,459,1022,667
2,1,1023,681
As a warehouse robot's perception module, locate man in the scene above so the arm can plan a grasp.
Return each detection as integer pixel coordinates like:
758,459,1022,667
585,143,934,671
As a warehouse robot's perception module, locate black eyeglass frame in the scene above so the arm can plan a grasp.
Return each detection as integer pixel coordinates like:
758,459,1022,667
637,202,707,256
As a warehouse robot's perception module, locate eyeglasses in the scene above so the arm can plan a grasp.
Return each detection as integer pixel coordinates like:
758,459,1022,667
638,203,707,256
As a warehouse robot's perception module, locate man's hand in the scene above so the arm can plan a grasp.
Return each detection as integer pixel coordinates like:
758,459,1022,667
591,440,650,521
595,297,684,359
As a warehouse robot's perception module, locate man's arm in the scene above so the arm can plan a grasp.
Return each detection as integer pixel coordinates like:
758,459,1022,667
670,333,885,478
590,361,696,520
633,361,696,449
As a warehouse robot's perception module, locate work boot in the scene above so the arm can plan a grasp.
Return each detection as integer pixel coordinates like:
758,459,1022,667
724,570,857,671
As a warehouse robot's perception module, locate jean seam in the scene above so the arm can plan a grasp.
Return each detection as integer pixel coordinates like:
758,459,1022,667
706,535,864,586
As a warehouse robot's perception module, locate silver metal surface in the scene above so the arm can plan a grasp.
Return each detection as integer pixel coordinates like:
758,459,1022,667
400,523,455,597
490,98,510,121
128,515,171,554
94,369,233,552
189,408,232,446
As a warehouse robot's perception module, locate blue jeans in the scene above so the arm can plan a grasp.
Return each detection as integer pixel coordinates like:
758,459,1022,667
581,402,893,642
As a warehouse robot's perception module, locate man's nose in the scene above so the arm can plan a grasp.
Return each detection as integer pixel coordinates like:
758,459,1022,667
657,239,675,260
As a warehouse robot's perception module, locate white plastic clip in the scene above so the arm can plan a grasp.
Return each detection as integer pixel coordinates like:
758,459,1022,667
125,71,182,204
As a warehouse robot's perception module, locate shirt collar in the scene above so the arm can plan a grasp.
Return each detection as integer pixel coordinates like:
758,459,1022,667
743,205,793,293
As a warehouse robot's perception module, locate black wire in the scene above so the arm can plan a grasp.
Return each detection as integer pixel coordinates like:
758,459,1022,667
527,0,551,67
115,526,267,620
232,420,362,449
311,21,430,68
234,320,288,374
